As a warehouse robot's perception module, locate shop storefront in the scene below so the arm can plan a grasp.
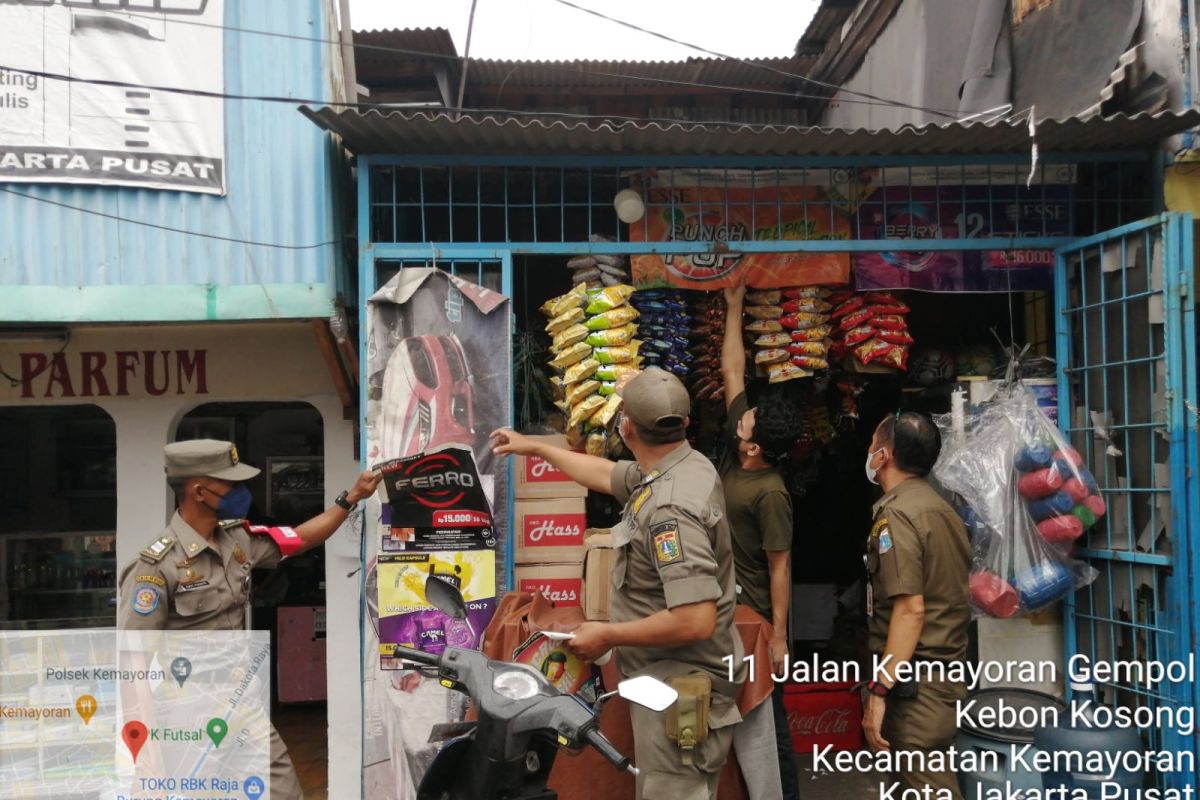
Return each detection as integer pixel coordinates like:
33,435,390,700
0,320,363,784
303,106,1200,797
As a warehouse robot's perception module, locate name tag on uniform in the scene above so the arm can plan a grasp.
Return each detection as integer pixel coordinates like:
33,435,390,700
177,580,210,593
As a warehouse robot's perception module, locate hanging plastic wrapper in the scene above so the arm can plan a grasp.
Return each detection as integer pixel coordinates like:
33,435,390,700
933,383,1099,618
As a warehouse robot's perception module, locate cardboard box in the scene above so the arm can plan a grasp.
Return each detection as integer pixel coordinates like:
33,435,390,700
583,532,617,621
515,434,589,499
782,682,863,752
515,563,583,608
515,498,587,564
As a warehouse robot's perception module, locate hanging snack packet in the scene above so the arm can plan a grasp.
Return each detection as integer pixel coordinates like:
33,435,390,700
550,341,592,370
790,325,833,342
862,292,901,305
586,431,608,458
854,339,893,364
585,285,636,315
843,325,876,346
876,328,915,345
838,308,874,331
546,307,585,335
871,315,909,331
597,381,619,396
594,363,640,383
744,305,785,321
768,363,811,383
866,302,910,316
754,333,792,348
593,342,642,365
831,296,866,319
782,287,830,299
589,394,623,428
787,341,829,357
745,319,784,334
754,348,790,365
551,324,590,352
780,312,829,330
585,305,640,331
541,282,589,318
745,289,782,306
563,358,601,385
781,298,833,314
566,379,600,407
586,323,638,347
791,355,830,370
569,394,608,429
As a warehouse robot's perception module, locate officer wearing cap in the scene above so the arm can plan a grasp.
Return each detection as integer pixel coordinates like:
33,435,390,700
861,412,970,797
118,439,381,800
491,368,745,800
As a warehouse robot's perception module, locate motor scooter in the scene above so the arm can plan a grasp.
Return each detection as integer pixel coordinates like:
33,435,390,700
397,575,677,800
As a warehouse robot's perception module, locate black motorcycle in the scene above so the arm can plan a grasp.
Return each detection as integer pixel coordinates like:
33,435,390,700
397,575,677,800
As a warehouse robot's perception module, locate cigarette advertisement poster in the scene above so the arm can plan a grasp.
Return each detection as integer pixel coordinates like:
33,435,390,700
0,0,225,193
853,186,1070,292
630,180,852,289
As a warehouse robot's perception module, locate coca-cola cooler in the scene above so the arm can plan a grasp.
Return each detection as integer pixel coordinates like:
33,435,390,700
782,682,863,753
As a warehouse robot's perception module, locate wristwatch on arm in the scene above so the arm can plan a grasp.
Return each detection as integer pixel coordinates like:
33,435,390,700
334,490,355,511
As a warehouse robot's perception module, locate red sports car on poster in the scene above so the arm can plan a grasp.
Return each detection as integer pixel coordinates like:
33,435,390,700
379,334,475,458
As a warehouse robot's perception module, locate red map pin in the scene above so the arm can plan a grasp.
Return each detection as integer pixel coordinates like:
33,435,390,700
122,720,148,763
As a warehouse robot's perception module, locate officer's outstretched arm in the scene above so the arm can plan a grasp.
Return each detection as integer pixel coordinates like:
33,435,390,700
721,284,747,409
490,428,616,494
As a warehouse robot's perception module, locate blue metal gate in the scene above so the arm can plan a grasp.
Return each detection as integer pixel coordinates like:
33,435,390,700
1055,213,1198,783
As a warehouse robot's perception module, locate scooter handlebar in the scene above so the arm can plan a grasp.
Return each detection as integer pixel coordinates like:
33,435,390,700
390,645,440,667
584,728,637,776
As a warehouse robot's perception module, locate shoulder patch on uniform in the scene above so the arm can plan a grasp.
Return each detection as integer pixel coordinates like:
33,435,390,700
651,519,684,566
870,517,889,538
631,486,653,518
134,575,165,588
131,585,161,615
140,537,175,563
878,530,893,554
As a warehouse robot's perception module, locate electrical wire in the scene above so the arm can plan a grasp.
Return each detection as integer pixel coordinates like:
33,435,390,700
549,0,972,121
0,63,986,131
0,187,338,251
79,7,971,118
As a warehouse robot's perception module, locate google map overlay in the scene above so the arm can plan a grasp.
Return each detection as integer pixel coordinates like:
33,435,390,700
0,631,270,800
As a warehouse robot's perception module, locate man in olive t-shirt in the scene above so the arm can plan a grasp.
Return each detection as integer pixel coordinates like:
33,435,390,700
719,284,805,800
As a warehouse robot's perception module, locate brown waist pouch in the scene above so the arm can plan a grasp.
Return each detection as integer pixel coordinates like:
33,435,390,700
665,674,712,766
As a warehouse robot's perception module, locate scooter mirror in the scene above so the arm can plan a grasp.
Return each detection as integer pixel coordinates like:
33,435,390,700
617,676,678,712
424,574,468,620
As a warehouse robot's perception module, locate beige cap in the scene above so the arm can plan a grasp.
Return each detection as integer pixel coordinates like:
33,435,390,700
619,367,690,439
164,439,260,481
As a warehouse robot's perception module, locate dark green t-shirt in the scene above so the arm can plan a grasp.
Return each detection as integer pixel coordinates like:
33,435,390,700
718,392,793,620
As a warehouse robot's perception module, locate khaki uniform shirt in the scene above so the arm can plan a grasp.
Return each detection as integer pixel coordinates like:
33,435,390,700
117,512,284,631
610,442,745,699
718,391,793,620
866,478,971,661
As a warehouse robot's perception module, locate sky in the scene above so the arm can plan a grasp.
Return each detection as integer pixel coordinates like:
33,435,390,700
347,0,820,61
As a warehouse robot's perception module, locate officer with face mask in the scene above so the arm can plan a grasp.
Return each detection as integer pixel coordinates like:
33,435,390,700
861,413,971,798
118,439,381,800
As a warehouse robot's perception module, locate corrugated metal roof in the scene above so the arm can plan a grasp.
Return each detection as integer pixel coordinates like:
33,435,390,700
1,0,344,315
300,106,1200,158
354,27,458,61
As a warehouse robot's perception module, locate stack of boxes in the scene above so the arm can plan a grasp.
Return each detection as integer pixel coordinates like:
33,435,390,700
513,435,588,607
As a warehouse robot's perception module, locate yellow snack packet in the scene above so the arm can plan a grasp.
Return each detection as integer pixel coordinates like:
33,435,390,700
551,324,590,353
593,341,642,365
541,282,588,318
585,305,640,331
585,285,636,315
569,394,607,429
768,363,811,383
586,323,638,348
564,358,601,385
754,348,790,365
588,393,623,429
754,333,792,347
550,341,592,370
567,379,600,407
745,289,782,306
586,431,608,457
546,307,585,335
745,319,784,334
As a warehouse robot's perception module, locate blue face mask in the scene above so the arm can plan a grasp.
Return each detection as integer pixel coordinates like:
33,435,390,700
213,483,253,520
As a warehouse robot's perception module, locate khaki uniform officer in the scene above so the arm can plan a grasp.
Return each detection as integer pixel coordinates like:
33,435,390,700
861,413,971,798
491,368,745,800
118,439,381,800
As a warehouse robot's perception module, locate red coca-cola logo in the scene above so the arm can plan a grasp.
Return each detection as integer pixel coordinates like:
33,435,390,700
520,578,580,605
789,708,852,736
524,515,585,545
527,458,568,482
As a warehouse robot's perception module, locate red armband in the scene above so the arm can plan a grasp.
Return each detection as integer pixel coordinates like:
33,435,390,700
246,523,304,557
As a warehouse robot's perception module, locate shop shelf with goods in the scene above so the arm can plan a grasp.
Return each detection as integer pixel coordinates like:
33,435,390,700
3,532,118,628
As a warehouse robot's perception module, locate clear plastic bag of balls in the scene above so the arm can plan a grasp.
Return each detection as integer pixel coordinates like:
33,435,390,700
932,383,1100,618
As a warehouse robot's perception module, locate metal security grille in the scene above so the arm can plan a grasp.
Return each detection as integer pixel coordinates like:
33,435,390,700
366,160,1154,248
1055,214,1198,786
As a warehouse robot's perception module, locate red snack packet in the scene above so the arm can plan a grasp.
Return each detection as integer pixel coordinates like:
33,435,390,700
862,292,900,305
876,328,914,346
866,303,910,316
843,325,876,346
853,338,892,365
831,297,865,319
781,298,833,314
871,315,909,331
839,308,874,331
